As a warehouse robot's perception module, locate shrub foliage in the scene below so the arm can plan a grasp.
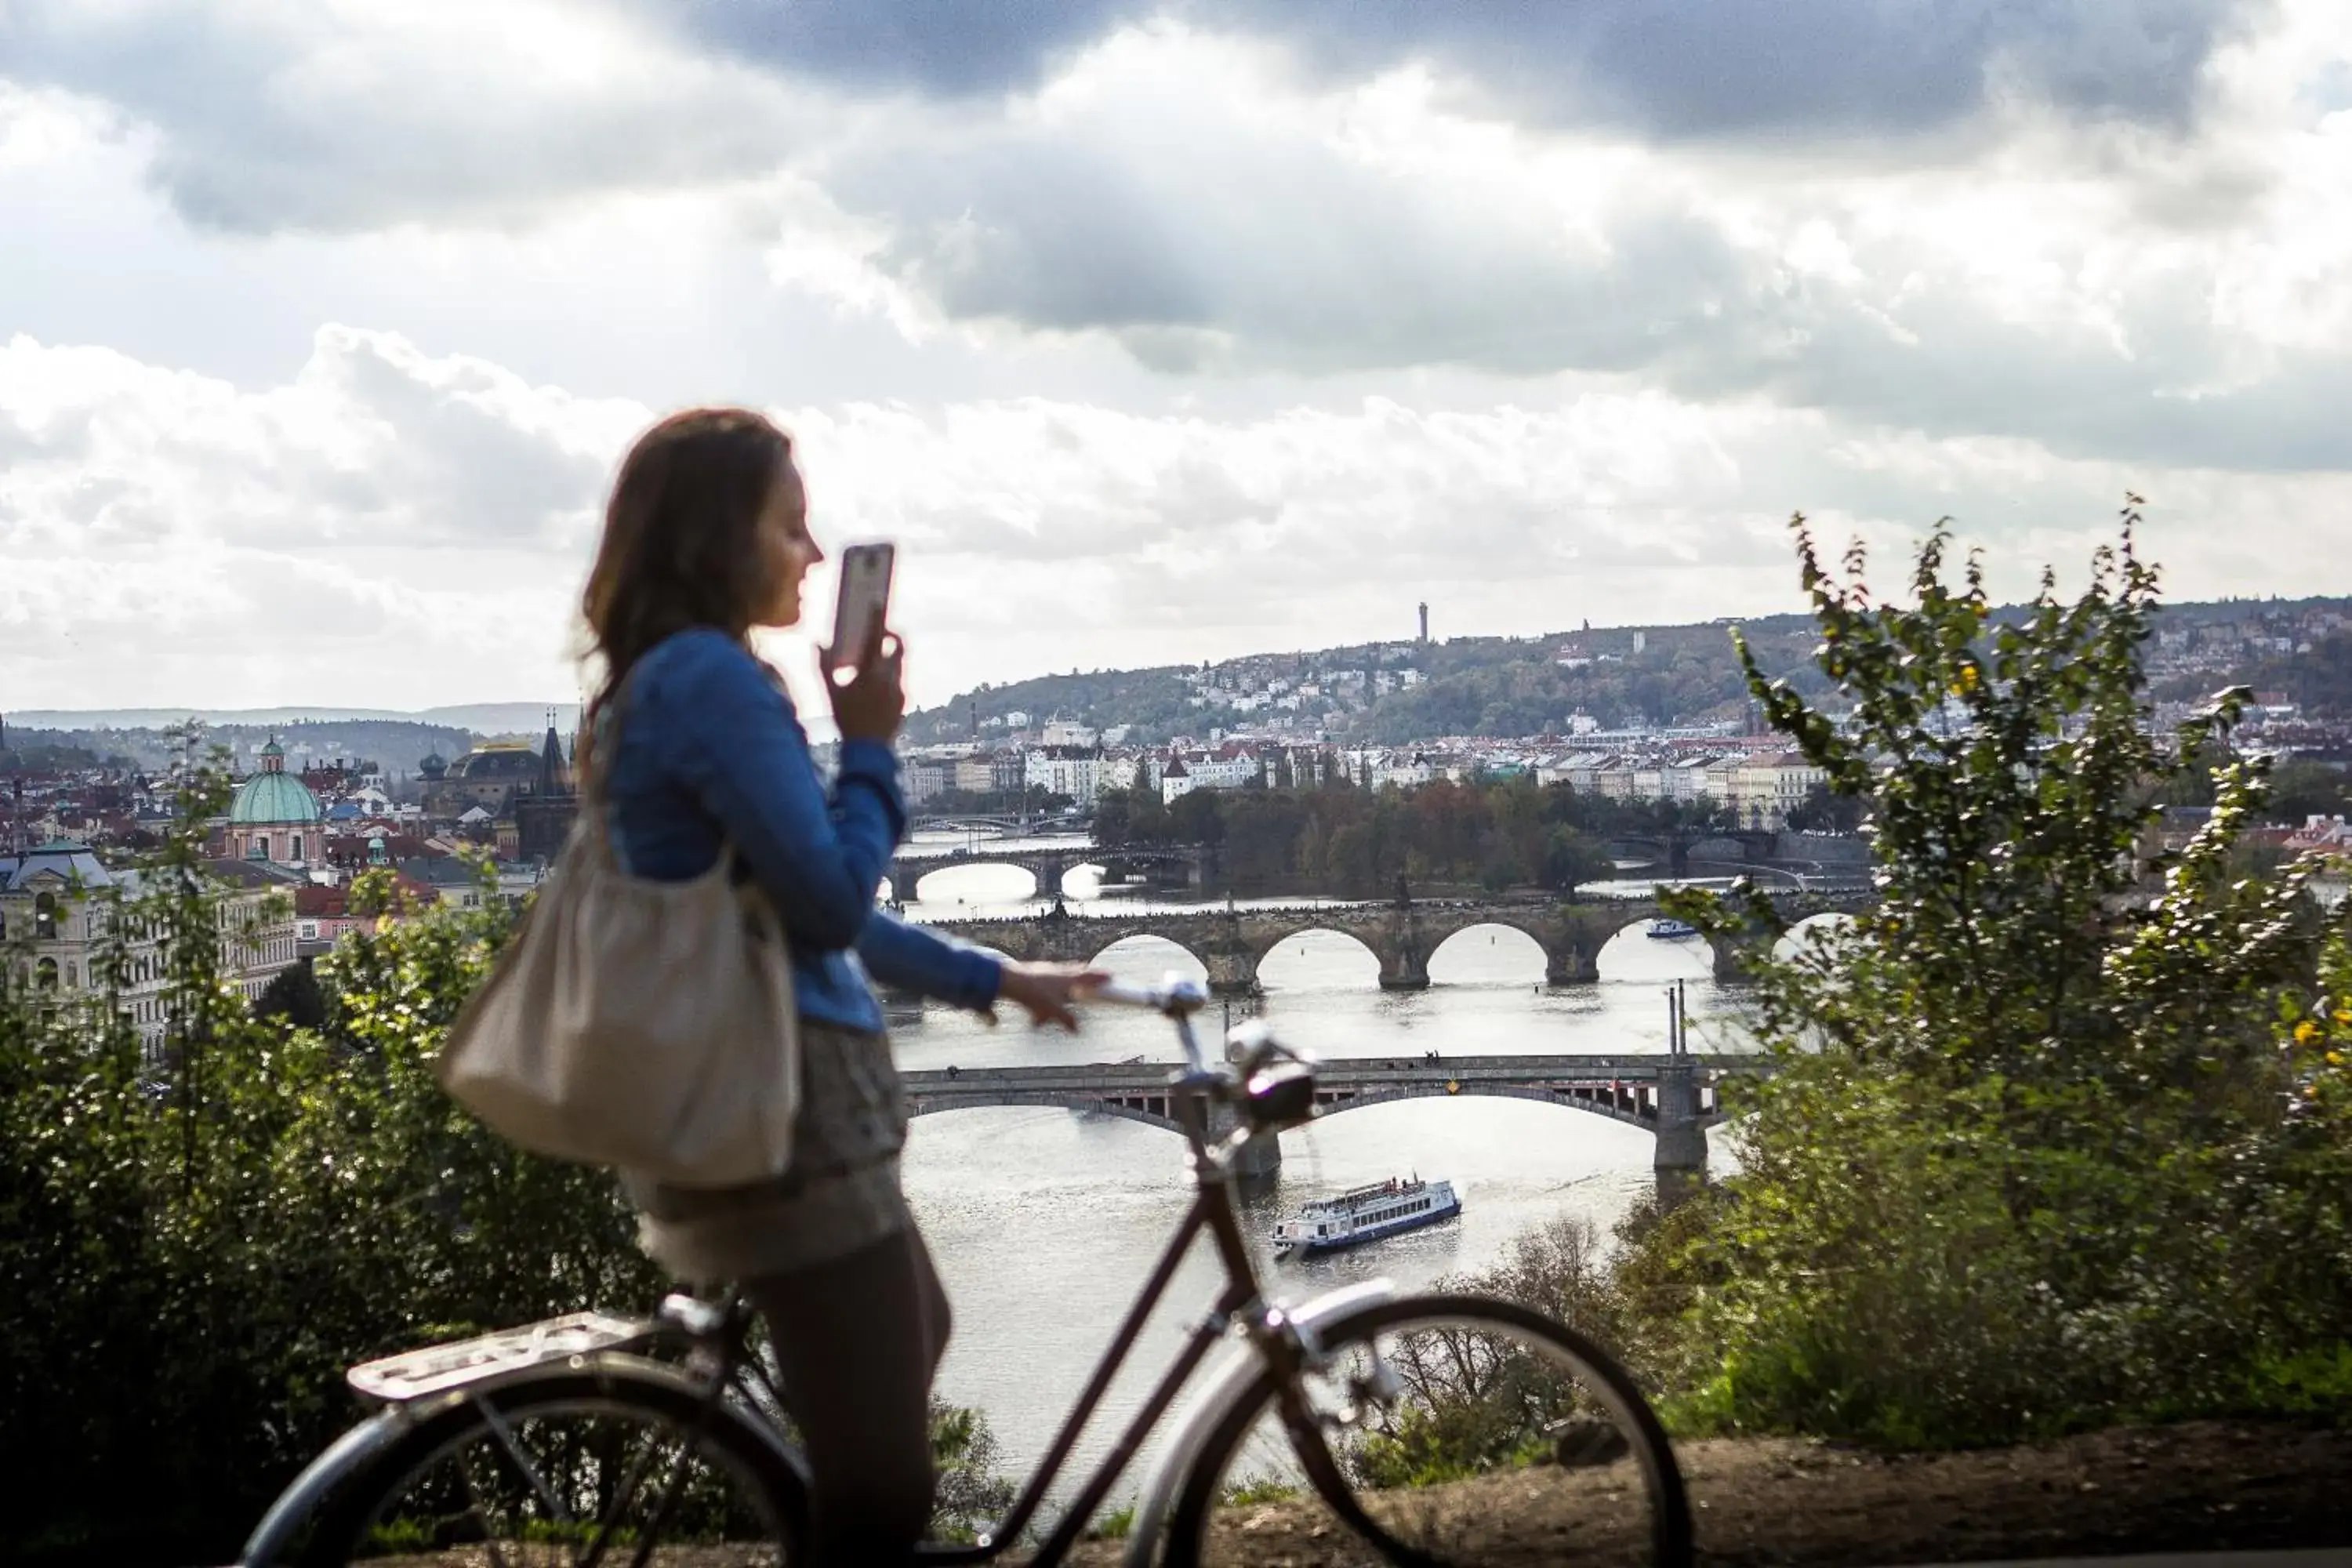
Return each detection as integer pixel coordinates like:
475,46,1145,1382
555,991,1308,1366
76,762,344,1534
1650,508,2352,1445
0,757,1011,1566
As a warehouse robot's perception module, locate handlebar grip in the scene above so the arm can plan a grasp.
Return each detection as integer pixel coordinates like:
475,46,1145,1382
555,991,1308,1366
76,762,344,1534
1082,973,1210,1019
1083,978,1167,1011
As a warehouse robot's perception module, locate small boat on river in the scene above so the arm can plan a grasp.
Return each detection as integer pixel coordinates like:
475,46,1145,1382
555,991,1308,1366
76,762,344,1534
1271,1176,1461,1258
1646,917,1699,940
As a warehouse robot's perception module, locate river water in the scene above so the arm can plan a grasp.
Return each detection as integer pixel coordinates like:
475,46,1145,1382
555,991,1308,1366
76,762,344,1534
886,842,1758,1508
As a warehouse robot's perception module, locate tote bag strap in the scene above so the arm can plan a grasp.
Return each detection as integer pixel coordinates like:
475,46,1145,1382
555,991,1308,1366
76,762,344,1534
579,653,755,888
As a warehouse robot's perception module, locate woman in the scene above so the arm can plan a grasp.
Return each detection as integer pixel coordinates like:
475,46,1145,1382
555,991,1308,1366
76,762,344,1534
580,407,1098,1564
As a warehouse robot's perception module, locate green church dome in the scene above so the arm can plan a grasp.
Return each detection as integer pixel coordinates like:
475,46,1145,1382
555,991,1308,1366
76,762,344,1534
229,768,321,826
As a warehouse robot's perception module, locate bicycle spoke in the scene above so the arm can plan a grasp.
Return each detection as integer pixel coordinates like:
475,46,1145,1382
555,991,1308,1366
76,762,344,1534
577,1419,670,1568
620,1438,694,1568
454,1443,521,1568
329,1390,791,1566
1174,1300,1688,1568
1280,1396,1446,1568
474,1392,575,1532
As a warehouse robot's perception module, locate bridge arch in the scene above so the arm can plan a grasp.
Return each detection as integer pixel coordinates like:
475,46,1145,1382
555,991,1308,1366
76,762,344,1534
1595,913,1714,982
1425,921,1551,985
1084,931,1213,985
905,1083,1730,1144
1311,1081,1725,1134
902,860,1035,905
1773,909,1857,960
1251,926,1385,991
906,1094,1185,1135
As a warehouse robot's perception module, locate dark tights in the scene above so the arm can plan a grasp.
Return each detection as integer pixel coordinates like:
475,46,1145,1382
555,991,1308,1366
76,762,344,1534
743,1225,952,1566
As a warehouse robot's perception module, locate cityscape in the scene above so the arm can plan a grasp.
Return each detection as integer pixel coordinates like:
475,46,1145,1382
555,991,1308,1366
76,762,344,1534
9,590,2352,1062
10,2,2352,1565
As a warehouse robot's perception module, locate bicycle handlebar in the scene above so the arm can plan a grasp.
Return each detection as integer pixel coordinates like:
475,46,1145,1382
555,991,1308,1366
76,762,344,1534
1081,972,1213,1073
1081,975,1210,1016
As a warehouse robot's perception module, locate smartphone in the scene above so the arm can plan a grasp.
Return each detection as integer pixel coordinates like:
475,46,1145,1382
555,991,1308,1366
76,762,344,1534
828,542,895,679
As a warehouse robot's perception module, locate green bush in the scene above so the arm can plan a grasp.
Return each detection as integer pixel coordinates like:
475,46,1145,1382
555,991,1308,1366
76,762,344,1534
928,1397,1018,1542
0,756,1015,1564
0,761,659,1565
1645,508,2352,1446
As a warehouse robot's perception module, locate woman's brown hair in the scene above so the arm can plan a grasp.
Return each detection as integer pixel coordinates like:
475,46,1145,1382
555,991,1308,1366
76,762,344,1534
579,408,793,777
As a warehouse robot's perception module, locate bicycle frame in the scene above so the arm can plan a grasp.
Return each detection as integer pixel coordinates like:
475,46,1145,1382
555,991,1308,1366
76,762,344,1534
664,984,1348,1563
918,1084,1270,1563
242,982,1352,1568
242,967,1687,1568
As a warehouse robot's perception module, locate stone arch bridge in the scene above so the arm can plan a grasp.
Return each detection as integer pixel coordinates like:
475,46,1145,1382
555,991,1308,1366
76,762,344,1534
906,814,1050,833
903,1050,1758,1174
1604,829,1783,877
889,843,1209,900
917,891,1870,994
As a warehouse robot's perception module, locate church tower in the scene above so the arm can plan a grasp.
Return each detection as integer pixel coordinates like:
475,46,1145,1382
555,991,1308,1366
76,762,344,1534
534,710,573,798
515,710,579,863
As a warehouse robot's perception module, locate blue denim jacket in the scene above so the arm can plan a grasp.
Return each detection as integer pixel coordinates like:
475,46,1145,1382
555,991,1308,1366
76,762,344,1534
597,627,1000,1033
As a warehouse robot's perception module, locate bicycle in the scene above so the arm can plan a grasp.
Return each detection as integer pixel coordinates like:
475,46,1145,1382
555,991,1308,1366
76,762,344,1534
242,976,1693,1567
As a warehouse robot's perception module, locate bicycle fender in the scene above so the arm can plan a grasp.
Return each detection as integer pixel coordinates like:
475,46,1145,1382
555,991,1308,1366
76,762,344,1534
238,1353,802,1567
238,1405,411,1568
1122,1278,1397,1568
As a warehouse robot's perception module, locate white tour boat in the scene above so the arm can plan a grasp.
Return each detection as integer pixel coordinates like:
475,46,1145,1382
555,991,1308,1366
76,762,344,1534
1271,1176,1461,1258
1646,916,1699,940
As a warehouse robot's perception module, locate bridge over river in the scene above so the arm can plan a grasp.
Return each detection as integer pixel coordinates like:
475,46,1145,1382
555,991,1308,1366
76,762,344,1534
889,840,1207,900
902,1048,1760,1174
916,889,1870,993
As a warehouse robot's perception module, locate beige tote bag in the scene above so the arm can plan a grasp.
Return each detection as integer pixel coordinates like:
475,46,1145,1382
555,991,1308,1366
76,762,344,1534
437,809,800,1189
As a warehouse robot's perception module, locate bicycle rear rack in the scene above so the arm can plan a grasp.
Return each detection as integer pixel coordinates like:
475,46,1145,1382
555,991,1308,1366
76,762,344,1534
347,1310,652,1403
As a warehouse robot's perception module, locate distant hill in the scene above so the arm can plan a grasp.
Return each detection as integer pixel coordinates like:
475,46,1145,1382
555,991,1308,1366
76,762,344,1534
9,703,579,739
1,719,484,777
895,616,1833,745
902,665,1200,746
902,595,2352,743
14,593,2349,759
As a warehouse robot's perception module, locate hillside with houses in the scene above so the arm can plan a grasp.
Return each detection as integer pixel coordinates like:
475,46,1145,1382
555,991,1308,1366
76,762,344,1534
891,597,2352,827
904,596,2352,748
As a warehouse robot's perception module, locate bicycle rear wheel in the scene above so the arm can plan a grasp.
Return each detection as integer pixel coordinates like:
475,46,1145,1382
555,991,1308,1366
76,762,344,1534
1163,1294,1690,1568
294,1361,804,1566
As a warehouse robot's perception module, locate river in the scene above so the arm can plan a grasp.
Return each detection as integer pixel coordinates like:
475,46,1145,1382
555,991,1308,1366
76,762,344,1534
886,847,1756,1510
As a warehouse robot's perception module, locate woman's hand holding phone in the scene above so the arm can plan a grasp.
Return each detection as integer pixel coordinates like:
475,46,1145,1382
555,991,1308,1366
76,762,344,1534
823,541,903,744
825,625,905,744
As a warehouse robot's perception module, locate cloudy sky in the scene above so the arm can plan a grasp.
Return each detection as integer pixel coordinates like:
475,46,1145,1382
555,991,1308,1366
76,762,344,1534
5,0,2350,718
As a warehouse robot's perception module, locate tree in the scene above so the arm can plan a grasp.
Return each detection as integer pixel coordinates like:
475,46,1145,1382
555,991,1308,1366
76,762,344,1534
1653,507,2352,1446
2265,760,2351,825
1781,780,1863,833
1540,826,1614,895
0,751,665,1565
927,1399,1018,1543
1092,788,1136,848
2,767,1027,1566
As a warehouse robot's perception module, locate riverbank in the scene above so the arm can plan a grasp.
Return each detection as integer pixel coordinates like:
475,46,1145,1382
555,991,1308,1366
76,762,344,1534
1065,1419,2352,1566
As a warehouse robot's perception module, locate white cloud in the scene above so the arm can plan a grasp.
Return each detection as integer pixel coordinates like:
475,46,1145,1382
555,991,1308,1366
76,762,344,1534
13,325,2343,714
769,21,2352,470
11,3,2351,480
2,0,826,232
0,327,642,554
628,0,2254,143
0,328,644,708
4,2,2351,717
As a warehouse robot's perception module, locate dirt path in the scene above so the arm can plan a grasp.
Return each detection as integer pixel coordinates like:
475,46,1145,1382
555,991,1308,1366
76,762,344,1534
1062,1419,2352,1566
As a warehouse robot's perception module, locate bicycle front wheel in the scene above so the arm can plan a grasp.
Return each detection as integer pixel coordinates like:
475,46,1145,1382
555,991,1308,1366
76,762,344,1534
1163,1294,1690,1568
294,1361,804,1566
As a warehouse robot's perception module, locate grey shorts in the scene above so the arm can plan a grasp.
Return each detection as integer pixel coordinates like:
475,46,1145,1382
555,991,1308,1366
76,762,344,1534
626,1019,913,1283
